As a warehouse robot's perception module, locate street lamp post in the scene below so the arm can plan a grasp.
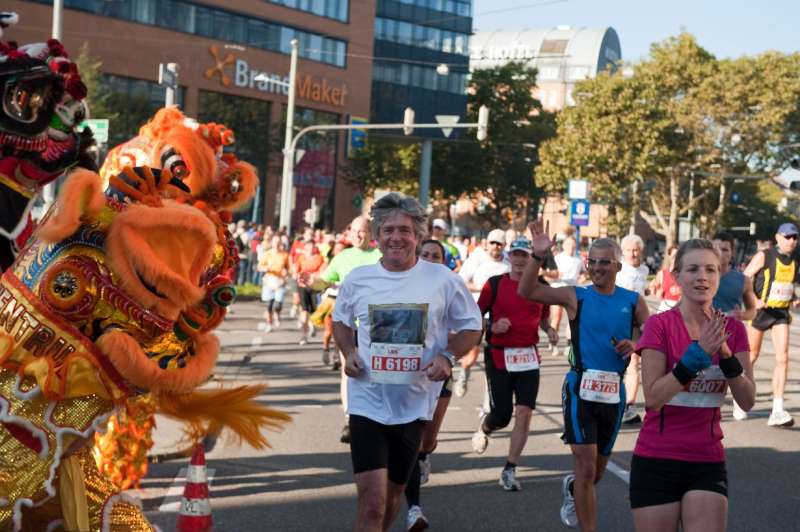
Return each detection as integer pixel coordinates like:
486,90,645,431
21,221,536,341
43,0,65,208
278,39,299,233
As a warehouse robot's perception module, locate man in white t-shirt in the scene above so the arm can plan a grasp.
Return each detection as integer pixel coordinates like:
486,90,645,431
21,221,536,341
455,228,510,397
550,235,586,356
333,193,482,532
616,233,649,424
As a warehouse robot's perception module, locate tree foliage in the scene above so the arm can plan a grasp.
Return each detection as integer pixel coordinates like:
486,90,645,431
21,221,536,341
538,33,800,246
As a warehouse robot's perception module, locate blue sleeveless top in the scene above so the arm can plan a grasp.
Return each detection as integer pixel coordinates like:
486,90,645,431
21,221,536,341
713,270,745,313
568,285,640,374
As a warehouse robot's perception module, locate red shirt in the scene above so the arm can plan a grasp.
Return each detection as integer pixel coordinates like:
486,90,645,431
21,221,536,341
478,274,549,370
661,269,681,302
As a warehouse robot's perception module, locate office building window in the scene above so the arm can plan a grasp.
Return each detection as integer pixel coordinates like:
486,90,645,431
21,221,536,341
267,0,349,23
375,17,470,55
372,61,467,95
46,0,347,67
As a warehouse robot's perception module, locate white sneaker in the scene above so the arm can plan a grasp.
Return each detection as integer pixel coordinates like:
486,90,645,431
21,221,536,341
299,337,308,346
406,505,429,531
551,344,560,357
262,323,272,333
767,410,794,427
622,405,641,424
471,429,489,454
499,468,521,491
560,474,578,528
274,316,281,328
419,455,431,486
257,322,266,331
732,401,748,421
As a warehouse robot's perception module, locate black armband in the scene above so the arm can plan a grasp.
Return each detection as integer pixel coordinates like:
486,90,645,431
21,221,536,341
671,361,696,385
531,253,545,262
719,356,744,379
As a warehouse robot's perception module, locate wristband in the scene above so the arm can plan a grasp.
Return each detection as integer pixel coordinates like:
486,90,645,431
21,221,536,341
531,253,545,263
719,356,744,379
672,361,696,385
439,350,456,368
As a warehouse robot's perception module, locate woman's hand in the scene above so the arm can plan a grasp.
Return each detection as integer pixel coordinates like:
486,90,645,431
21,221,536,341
698,310,729,356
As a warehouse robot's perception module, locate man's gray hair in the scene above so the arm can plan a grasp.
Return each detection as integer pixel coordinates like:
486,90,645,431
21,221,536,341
589,238,622,261
620,234,645,251
369,192,428,240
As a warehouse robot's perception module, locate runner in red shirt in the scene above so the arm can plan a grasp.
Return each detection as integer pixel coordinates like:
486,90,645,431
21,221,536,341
470,238,559,491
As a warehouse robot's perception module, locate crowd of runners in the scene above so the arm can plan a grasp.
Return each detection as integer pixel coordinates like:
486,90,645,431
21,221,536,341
241,192,797,532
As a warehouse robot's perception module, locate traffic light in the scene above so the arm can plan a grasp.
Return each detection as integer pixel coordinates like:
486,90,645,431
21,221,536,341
403,107,415,136
477,105,489,141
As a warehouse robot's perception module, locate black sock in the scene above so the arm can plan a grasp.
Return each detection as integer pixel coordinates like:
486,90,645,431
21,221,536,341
504,461,516,470
405,459,421,507
418,452,428,462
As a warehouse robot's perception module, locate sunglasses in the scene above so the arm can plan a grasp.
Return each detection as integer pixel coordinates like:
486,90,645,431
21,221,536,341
489,241,504,246
587,258,616,266
780,234,798,240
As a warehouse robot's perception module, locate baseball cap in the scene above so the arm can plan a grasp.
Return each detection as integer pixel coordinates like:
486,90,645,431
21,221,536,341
487,229,506,244
777,222,798,236
432,218,449,232
509,238,532,254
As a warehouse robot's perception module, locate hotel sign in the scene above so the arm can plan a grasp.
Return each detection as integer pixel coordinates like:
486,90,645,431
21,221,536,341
205,45,348,107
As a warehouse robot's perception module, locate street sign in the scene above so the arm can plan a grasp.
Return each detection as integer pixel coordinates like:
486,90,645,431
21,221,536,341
568,179,588,200
79,118,109,144
158,63,178,90
347,116,367,158
570,199,590,226
435,114,460,138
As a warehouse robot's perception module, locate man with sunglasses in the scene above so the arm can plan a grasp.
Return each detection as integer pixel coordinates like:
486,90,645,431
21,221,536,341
742,222,800,427
519,221,649,531
455,229,510,397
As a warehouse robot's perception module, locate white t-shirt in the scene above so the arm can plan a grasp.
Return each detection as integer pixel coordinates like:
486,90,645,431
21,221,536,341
459,252,509,298
553,252,584,288
617,262,649,295
333,260,482,425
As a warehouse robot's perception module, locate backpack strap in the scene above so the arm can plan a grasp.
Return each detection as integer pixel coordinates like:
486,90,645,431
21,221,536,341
484,274,505,344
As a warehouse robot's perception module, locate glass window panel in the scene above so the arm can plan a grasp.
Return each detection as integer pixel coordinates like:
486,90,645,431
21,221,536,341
194,6,213,37
131,0,156,24
399,64,410,85
308,35,323,61
339,0,349,21
413,24,426,47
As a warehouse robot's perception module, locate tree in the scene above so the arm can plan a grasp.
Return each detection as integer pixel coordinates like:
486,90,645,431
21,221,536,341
73,43,118,124
345,62,555,224
538,33,800,246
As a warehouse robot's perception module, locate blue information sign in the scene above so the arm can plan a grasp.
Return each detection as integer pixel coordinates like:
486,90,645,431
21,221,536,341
570,199,590,227
347,116,368,158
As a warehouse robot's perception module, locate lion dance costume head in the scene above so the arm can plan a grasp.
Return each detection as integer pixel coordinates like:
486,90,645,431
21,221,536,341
0,107,286,531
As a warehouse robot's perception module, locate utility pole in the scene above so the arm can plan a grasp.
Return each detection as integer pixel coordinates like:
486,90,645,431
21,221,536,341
278,39,299,233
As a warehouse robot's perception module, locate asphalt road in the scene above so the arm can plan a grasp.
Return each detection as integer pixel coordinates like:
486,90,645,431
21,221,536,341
139,299,800,531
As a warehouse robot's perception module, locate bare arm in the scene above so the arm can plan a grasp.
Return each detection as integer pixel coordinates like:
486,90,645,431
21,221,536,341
648,270,663,297
641,349,684,410
519,219,577,317
736,276,758,321
332,321,362,377
727,350,756,411
448,330,482,359
743,251,765,279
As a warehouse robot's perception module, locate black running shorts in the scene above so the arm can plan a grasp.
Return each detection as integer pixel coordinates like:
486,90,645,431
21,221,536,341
561,370,625,456
751,307,791,331
349,415,427,485
629,455,728,508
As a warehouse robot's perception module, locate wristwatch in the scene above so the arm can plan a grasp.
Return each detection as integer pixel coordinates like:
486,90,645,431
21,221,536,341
439,350,456,367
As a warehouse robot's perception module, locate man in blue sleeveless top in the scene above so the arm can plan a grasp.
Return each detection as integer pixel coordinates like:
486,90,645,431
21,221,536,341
519,220,649,531
712,232,757,320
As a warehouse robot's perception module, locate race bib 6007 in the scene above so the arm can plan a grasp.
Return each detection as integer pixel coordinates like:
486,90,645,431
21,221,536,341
667,365,726,408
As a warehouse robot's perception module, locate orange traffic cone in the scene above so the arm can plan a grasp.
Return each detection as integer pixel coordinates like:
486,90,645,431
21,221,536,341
176,443,212,531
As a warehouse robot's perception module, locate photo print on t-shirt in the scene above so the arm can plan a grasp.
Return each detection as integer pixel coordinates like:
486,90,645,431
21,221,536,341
368,303,428,346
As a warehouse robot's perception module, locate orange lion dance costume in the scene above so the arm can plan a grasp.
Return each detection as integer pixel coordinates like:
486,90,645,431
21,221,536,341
0,107,286,531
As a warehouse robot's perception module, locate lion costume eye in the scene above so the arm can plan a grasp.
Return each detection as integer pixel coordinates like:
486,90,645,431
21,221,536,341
160,146,189,179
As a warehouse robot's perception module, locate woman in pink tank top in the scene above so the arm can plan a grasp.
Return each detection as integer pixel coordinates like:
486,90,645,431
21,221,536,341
632,239,756,532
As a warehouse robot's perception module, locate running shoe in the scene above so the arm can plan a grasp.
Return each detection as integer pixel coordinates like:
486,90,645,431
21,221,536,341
262,323,272,334
419,455,431,485
732,401,748,421
340,424,351,444
299,337,308,346
560,474,578,528
499,468,521,491
767,410,794,427
471,429,489,454
274,316,281,328
332,357,341,371
622,405,641,424
551,344,560,357
454,367,470,398
406,505,429,531
322,348,331,366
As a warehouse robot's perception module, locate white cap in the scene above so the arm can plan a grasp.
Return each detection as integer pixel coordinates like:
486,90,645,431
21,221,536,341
487,229,506,244
432,218,449,232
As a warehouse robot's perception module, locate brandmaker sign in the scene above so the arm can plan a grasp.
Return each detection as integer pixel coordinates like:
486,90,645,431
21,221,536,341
205,45,348,107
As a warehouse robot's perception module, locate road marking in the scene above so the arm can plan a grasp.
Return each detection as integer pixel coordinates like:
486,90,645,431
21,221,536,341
158,467,216,512
297,404,323,408
606,460,630,484
251,336,262,346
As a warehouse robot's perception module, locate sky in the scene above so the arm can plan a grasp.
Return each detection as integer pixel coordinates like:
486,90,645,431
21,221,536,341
472,0,799,62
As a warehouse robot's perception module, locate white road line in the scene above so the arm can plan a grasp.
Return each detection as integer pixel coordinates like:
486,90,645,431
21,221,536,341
251,336,262,346
606,460,630,484
158,467,216,512
297,404,323,408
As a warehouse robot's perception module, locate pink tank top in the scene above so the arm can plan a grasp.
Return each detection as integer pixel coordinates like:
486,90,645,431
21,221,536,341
634,308,749,462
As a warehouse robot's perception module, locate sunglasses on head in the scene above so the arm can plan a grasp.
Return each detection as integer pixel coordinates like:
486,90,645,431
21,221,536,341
587,258,616,266
489,241,504,246
781,233,798,240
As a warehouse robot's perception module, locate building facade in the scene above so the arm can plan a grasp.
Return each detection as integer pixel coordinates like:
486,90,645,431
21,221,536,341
7,0,376,230
470,26,621,112
370,0,472,139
